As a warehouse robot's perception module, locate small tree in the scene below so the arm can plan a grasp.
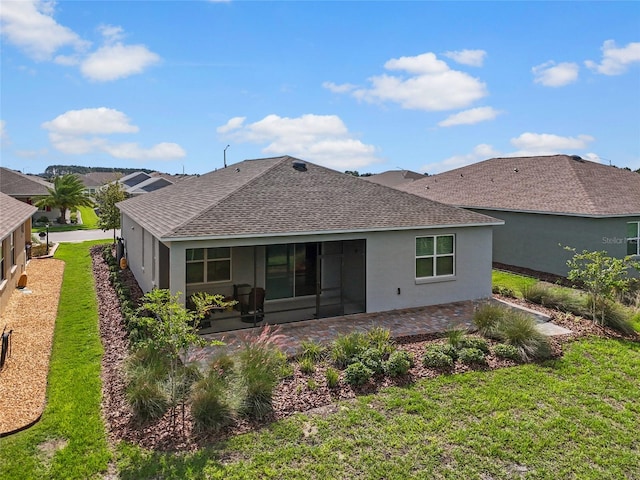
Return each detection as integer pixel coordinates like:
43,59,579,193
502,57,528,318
135,289,234,428
565,248,632,324
94,182,127,244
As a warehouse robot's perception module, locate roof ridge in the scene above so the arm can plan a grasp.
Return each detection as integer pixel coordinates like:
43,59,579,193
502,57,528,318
167,156,291,236
563,156,604,214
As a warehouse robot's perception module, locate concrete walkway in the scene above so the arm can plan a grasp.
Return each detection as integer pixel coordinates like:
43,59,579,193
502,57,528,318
47,229,121,243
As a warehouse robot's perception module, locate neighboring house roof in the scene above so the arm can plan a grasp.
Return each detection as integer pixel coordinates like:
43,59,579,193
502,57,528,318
0,192,37,239
119,171,152,188
126,176,173,195
363,170,426,188
0,167,53,197
118,155,501,241
80,172,122,188
400,155,640,217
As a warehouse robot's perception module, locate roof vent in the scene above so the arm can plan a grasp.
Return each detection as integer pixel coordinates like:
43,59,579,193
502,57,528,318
571,155,584,162
292,161,307,172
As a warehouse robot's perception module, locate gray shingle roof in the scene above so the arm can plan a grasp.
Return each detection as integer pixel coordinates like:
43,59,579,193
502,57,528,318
0,167,53,197
117,156,500,240
362,170,426,188
0,192,37,240
401,155,640,216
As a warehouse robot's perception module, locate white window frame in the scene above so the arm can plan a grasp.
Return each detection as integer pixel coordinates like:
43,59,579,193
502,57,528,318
185,247,232,285
0,239,5,281
415,234,456,279
627,222,640,256
10,232,15,267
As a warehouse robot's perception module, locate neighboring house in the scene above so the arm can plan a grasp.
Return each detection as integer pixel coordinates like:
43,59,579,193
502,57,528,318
0,192,37,316
363,169,426,188
117,156,502,332
0,167,56,223
79,172,122,195
401,154,640,277
115,171,190,196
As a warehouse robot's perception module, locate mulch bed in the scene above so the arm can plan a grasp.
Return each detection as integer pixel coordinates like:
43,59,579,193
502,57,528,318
0,258,65,435
93,248,639,452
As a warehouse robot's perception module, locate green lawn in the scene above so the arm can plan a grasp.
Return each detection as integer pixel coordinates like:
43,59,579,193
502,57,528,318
32,206,99,233
2,258,638,479
492,269,539,297
78,206,99,229
0,241,111,480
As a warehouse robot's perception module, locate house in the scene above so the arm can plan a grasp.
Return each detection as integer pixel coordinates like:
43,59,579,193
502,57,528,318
79,172,123,195
117,156,502,332
362,169,426,188
0,192,37,316
400,154,640,277
0,167,56,223
115,171,189,196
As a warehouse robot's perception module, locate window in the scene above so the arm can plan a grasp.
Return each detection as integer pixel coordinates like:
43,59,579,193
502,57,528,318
416,235,455,278
10,232,15,266
0,241,5,281
266,243,318,300
186,247,231,284
628,222,640,256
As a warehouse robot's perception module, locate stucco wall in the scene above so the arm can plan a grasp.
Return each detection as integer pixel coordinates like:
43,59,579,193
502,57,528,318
0,219,31,316
162,225,493,312
121,214,158,293
473,209,640,277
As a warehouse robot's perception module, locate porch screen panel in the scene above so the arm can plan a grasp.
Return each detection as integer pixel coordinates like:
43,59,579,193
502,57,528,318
266,244,293,299
294,243,318,297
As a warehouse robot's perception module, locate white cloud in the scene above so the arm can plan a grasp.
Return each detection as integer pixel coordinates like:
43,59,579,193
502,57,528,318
420,144,500,174
438,106,501,127
532,61,579,87
585,40,640,75
345,52,487,111
216,117,246,134
81,43,160,82
0,0,90,61
217,113,381,170
0,120,7,140
322,81,357,94
443,49,487,67
42,107,185,160
42,107,139,135
510,132,594,154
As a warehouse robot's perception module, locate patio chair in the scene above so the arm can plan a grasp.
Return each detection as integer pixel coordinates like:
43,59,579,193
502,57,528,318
241,287,266,323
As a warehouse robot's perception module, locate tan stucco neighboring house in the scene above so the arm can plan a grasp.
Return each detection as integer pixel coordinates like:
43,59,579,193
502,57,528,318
400,154,640,277
0,167,56,223
0,192,37,316
362,169,426,188
117,155,502,332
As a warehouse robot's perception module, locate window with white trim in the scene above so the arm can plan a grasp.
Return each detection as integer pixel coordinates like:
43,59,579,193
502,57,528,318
186,247,231,284
416,235,455,278
0,241,5,281
10,232,15,266
628,222,640,256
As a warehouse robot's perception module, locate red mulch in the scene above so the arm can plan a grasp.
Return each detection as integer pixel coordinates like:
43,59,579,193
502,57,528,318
93,248,638,452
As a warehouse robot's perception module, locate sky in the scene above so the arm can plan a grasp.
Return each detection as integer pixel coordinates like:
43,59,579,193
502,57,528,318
1,1,639,176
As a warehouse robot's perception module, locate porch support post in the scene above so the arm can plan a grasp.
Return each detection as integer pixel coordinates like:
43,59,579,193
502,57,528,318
252,244,257,327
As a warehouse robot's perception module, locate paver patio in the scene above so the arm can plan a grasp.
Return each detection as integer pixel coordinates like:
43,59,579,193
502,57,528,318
188,298,556,365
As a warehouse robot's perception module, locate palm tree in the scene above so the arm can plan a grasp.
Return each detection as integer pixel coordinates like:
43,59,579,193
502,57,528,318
35,174,94,224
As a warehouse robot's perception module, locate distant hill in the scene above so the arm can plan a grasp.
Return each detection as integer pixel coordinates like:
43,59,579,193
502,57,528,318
43,165,155,178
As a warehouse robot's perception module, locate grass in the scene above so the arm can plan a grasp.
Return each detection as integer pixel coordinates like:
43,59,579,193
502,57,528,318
32,206,100,232
492,270,538,298
115,337,640,479
3,263,638,479
78,206,99,229
0,240,110,480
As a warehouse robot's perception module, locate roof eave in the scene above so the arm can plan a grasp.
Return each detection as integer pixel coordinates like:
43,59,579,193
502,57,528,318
453,205,640,218
158,221,505,243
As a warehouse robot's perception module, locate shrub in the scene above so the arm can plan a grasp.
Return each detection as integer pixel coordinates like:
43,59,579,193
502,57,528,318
190,372,233,433
521,283,548,305
36,215,49,224
493,343,521,361
299,357,316,375
357,347,385,374
498,311,552,362
330,332,369,368
306,378,318,391
300,339,326,362
344,361,373,386
432,343,458,360
458,347,486,365
366,326,395,357
492,285,516,297
598,299,637,335
384,350,412,376
445,327,467,349
125,353,170,421
473,303,507,339
459,336,490,353
422,347,454,368
235,339,287,420
325,367,340,388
